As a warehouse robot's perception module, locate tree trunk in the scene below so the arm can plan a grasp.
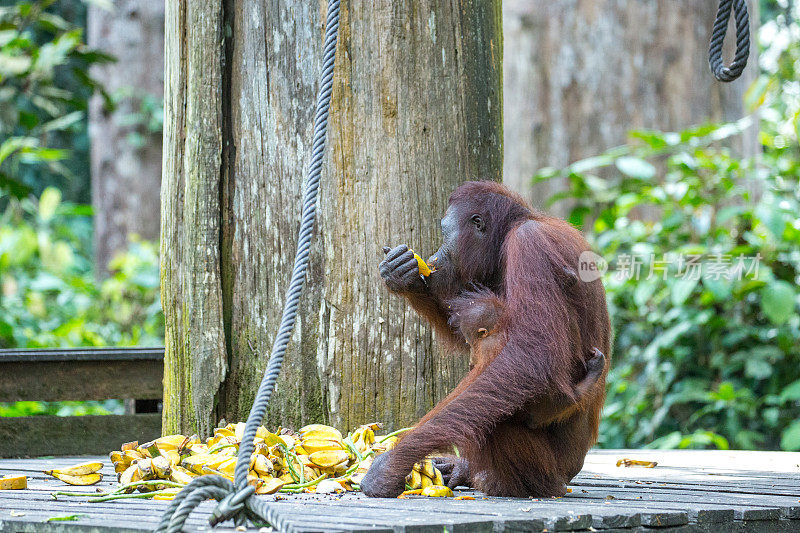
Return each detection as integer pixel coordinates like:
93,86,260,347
503,0,758,212
88,1,165,273
161,1,502,436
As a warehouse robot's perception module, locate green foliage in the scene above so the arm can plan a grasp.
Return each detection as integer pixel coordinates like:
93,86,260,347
536,124,799,452
0,399,122,416
0,0,112,201
0,188,164,348
109,86,164,149
534,1,800,453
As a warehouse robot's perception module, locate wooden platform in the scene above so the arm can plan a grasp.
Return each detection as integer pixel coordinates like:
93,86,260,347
2,449,800,532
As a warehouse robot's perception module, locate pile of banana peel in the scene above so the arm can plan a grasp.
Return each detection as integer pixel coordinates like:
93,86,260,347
43,422,456,500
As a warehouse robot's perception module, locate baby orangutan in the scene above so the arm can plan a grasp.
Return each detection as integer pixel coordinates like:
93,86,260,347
448,288,606,429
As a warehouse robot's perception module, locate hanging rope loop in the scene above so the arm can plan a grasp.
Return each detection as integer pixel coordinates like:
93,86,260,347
154,1,341,531
709,0,750,82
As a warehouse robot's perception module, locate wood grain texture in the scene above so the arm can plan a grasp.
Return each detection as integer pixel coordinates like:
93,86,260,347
1,450,800,531
502,0,759,212
161,1,502,434
160,1,227,437
0,414,161,457
0,359,162,402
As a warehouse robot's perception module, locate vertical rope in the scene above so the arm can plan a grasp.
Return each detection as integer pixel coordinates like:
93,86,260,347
154,1,341,531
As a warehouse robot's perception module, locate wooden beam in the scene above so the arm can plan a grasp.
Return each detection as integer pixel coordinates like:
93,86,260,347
0,348,164,402
0,414,162,457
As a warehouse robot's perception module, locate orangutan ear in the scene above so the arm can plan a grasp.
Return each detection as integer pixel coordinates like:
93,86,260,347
470,214,485,232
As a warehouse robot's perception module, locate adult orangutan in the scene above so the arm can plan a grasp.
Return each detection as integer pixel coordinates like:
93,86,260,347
360,181,612,498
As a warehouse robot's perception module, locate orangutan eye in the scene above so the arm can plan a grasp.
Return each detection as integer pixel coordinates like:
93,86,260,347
471,214,485,231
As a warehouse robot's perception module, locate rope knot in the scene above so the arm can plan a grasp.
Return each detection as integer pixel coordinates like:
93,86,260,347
209,485,256,527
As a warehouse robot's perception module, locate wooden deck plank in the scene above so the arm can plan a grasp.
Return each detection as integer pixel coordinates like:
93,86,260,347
2,450,800,532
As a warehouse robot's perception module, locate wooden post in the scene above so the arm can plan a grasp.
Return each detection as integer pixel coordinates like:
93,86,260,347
161,1,502,435
88,1,164,273
503,0,758,211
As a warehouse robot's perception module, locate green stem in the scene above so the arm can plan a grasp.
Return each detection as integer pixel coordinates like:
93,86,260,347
378,427,412,442
343,436,364,462
88,489,179,503
52,490,106,499
281,473,329,491
278,444,302,484
208,443,238,454
52,480,184,500
115,480,184,493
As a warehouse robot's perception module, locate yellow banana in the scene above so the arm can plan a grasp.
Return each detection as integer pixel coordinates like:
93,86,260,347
47,472,102,486
44,461,103,476
301,439,345,454
136,458,155,480
252,455,273,476
162,449,181,467
299,424,343,443
309,450,349,469
0,475,26,490
214,427,235,438
152,434,188,450
151,456,172,478
413,253,433,276
421,485,453,497
123,450,145,463
189,443,208,455
256,477,285,495
407,470,422,489
118,464,138,487
169,466,196,485
217,458,237,476
421,460,436,479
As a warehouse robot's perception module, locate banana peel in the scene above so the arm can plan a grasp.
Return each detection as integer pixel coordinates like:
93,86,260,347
309,450,349,469
256,477,285,495
44,461,103,477
301,439,345,454
421,485,454,497
46,472,102,486
169,466,196,485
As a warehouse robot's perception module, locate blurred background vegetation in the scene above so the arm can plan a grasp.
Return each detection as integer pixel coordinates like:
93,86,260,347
0,0,798,448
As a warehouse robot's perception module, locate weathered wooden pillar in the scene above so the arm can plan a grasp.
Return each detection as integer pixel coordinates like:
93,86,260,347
161,1,502,435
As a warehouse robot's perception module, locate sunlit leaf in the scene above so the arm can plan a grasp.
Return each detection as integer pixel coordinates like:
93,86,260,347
779,380,800,404
760,281,796,325
38,187,62,222
780,421,800,451
615,157,656,180
41,111,84,132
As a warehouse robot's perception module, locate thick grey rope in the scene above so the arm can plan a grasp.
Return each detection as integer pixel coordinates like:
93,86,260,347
709,0,750,82
154,1,340,531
